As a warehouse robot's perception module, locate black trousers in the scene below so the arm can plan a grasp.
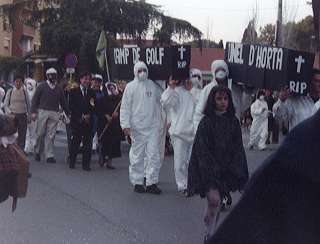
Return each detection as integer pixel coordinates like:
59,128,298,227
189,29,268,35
69,125,93,169
13,113,27,150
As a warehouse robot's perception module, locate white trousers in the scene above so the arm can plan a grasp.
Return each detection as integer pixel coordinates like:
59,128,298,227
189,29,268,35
34,109,60,159
171,136,193,191
248,120,268,150
129,128,162,186
25,120,37,153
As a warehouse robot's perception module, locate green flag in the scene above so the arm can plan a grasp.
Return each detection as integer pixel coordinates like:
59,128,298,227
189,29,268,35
96,30,107,70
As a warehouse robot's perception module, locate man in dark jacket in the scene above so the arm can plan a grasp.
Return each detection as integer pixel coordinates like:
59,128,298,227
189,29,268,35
209,110,320,244
68,72,96,171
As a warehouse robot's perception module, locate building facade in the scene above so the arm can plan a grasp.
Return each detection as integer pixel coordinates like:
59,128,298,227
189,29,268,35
0,0,41,57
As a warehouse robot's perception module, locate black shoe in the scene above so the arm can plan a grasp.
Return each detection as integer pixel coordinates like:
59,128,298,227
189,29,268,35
106,165,115,170
46,157,56,163
69,164,75,169
134,184,145,193
35,154,41,161
179,189,188,197
83,167,91,171
146,184,162,195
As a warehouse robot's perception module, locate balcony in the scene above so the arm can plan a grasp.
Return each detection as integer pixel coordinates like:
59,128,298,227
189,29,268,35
22,24,36,37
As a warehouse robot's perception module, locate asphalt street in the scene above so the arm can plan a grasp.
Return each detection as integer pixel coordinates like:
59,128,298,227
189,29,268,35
0,131,278,244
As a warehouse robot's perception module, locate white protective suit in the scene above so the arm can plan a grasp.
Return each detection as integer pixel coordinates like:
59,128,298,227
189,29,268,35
248,98,269,150
0,87,5,115
193,60,252,133
161,85,195,191
144,80,167,179
24,78,37,153
120,61,162,187
274,95,318,131
189,68,203,105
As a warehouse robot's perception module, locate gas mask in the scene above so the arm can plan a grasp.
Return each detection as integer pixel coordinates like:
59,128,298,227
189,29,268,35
26,83,34,91
47,74,57,84
191,76,200,86
215,70,227,80
137,71,147,81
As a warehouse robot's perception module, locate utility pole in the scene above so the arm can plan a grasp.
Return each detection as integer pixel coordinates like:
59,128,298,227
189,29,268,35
275,0,283,46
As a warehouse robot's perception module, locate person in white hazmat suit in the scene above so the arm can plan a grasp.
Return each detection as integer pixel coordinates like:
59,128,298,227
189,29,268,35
144,80,167,185
189,68,203,105
274,69,320,131
248,90,269,151
24,78,37,154
193,60,253,134
161,79,195,194
120,61,163,195
0,87,5,114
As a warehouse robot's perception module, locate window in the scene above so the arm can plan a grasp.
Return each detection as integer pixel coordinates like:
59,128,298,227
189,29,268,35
3,38,10,49
20,36,33,53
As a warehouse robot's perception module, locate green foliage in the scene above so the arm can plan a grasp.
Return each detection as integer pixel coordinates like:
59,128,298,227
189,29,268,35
4,0,202,72
0,56,25,76
258,16,315,52
258,24,276,45
242,20,258,44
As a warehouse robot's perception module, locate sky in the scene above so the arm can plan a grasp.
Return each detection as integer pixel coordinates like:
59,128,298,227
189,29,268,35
146,0,313,42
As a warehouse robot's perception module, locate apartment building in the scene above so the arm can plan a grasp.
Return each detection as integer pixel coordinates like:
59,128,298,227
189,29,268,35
0,0,41,57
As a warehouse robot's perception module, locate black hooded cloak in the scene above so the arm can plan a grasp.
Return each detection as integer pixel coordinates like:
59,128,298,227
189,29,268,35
209,110,320,244
187,86,249,198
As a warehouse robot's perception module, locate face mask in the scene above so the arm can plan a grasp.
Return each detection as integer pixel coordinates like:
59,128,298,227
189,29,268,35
138,71,147,81
27,84,34,91
215,70,227,80
191,77,200,86
259,95,265,100
48,75,57,84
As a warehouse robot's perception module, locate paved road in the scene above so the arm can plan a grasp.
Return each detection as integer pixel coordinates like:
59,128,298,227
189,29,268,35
0,131,278,244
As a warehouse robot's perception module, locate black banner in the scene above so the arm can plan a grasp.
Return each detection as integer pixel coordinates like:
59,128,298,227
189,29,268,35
107,46,191,81
225,42,315,95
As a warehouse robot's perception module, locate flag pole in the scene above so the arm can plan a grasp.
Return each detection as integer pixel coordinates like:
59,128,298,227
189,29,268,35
104,49,111,82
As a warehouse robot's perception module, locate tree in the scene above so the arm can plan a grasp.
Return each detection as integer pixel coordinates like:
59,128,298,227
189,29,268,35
258,24,276,45
242,19,258,44
1,0,202,72
257,16,315,52
312,0,320,52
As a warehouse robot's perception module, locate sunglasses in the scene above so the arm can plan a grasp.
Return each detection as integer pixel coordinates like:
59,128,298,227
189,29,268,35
137,69,147,73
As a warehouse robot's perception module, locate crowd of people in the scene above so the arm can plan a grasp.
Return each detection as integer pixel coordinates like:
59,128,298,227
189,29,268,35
1,59,320,239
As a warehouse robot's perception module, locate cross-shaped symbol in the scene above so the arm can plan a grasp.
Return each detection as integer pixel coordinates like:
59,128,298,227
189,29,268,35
295,56,305,74
178,46,186,60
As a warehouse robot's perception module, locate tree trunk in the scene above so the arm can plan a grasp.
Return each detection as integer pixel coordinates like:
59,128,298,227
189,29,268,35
313,0,320,52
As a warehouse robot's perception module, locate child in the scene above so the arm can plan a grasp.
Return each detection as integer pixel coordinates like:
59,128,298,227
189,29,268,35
161,79,195,195
187,86,249,240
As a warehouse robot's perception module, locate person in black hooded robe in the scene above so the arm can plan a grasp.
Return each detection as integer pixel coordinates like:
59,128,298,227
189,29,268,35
208,109,320,244
96,82,122,169
187,86,249,239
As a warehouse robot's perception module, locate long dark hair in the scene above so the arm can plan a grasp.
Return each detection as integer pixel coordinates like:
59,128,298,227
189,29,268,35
204,85,235,118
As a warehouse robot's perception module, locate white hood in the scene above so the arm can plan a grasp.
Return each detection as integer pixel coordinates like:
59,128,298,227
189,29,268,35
211,60,229,82
25,78,37,98
190,68,203,89
134,61,149,81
